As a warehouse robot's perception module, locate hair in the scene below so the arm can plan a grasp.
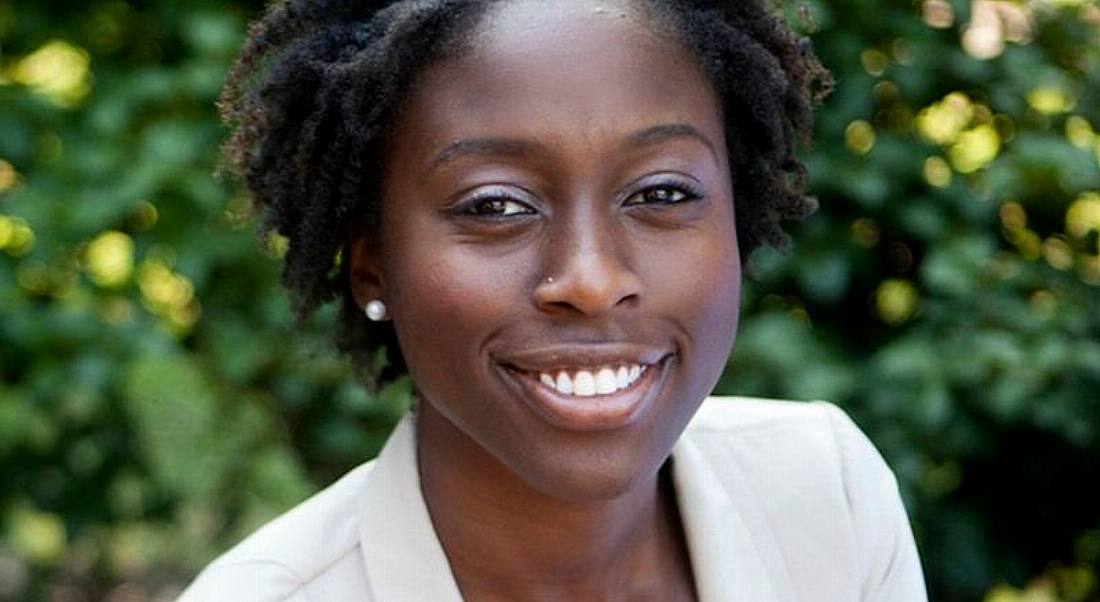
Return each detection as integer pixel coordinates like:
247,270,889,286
219,0,833,388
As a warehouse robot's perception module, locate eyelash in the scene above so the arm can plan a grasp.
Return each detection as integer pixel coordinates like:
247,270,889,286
456,191,536,219
624,180,705,207
454,180,704,219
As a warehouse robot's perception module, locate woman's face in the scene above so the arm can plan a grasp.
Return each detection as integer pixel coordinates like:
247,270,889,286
351,0,741,501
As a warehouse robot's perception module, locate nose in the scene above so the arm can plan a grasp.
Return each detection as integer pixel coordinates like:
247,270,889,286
533,209,641,317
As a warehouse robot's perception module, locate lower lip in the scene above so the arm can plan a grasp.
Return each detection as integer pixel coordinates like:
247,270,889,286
497,357,670,432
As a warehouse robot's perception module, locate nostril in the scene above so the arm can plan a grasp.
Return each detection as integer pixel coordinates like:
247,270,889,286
547,300,574,312
535,281,639,317
617,291,640,306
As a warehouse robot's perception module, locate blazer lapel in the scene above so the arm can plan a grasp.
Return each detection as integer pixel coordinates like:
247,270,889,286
671,433,788,602
358,414,465,601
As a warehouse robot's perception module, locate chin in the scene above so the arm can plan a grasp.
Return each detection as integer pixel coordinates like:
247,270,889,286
504,431,672,504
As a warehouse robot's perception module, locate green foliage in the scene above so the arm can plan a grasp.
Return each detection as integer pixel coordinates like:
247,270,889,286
720,1,1100,600
0,0,1097,600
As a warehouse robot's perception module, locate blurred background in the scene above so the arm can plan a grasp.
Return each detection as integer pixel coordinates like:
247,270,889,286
0,0,1097,600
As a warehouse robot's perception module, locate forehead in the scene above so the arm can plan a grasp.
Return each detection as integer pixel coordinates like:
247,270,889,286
385,0,724,167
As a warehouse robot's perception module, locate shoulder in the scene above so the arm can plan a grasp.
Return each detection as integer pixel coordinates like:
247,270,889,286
688,394,852,433
683,395,901,527
177,460,376,602
682,396,928,600
685,395,888,481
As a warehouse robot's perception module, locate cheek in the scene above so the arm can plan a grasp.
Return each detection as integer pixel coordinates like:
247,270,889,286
643,214,741,383
382,223,530,381
696,223,741,331
695,249,741,378
701,220,743,371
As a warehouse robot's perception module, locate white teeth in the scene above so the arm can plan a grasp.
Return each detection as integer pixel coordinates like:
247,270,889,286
595,367,617,394
536,363,649,396
573,371,597,396
555,371,574,395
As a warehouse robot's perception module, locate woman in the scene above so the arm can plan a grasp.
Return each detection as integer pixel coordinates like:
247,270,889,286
181,0,927,599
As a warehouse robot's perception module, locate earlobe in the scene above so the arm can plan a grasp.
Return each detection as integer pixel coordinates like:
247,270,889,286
347,236,385,309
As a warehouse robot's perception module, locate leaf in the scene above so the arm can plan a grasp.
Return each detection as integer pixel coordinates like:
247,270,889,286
122,355,225,500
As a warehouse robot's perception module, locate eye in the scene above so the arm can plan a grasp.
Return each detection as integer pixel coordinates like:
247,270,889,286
624,180,704,206
468,198,533,217
453,189,538,219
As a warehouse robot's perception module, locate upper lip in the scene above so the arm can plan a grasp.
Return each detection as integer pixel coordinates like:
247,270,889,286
495,343,672,374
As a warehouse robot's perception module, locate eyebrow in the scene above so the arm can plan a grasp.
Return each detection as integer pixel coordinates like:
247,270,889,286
427,123,719,172
429,137,543,171
622,123,719,162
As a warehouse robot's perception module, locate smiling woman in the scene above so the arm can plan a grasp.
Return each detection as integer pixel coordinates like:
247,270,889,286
181,1,926,600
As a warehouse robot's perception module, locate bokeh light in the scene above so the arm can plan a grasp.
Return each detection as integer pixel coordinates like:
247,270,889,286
1028,86,1076,115
916,92,974,145
845,120,876,155
949,124,1001,174
136,255,201,333
1066,192,1100,239
860,49,889,77
851,218,881,248
1042,235,1074,271
1065,116,1096,149
5,506,67,566
961,0,1034,60
0,214,36,256
8,40,92,108
875,278,920,325
1000,200,1044,260
922,0,954,28
923,156,954,188
0,159,18,193
84,230,135,288
129,201,159,232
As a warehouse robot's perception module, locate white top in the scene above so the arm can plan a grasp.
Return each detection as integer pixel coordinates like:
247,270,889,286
178,397,928,601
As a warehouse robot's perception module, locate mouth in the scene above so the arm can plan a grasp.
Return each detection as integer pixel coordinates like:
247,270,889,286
495,353,673,432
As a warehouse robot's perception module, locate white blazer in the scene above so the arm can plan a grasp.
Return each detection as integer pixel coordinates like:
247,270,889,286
179,397,928,601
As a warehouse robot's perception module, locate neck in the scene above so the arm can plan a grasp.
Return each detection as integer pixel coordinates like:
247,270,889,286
416,402,695,601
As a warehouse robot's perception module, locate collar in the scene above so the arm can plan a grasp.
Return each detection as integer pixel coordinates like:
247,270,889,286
358,413,464,600
669,430,785,601
358,410,783,601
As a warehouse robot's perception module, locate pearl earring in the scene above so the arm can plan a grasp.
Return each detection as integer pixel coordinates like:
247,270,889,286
364,300,388,322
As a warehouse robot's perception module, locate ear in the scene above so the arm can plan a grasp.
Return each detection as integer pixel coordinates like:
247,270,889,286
347,235,385,309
